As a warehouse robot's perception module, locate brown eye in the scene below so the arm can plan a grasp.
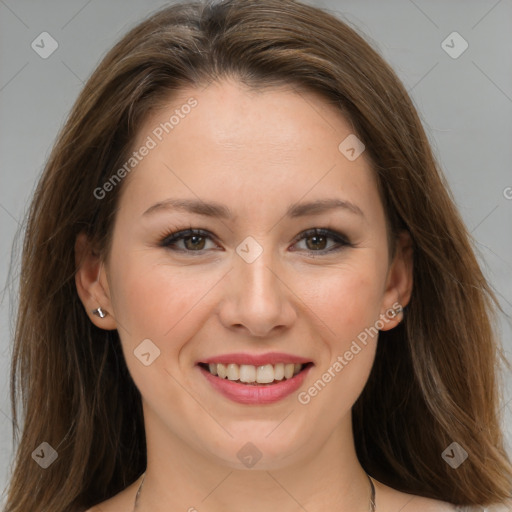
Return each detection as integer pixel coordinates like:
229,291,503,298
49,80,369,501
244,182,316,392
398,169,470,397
305,234,328,251
160,229,217,252
183,235,206,250
292,228,351,254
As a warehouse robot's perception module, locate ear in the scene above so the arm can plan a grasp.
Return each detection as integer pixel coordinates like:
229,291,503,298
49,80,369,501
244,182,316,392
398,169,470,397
379,230,413,331
75,232,117,330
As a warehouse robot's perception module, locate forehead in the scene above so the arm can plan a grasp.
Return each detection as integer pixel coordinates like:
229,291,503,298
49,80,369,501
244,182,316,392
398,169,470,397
118,79,382,223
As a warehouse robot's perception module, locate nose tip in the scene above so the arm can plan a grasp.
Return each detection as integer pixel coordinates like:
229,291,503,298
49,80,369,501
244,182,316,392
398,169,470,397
218,248,297,337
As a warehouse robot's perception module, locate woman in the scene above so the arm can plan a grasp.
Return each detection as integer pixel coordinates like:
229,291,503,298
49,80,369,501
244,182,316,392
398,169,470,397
5,1,512,511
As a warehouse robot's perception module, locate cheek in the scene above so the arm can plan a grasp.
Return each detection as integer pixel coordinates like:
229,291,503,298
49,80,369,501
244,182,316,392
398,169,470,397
294,256,386,349
107,248,221,369
111,262,213,332
291,256,387,411
107,254,222,415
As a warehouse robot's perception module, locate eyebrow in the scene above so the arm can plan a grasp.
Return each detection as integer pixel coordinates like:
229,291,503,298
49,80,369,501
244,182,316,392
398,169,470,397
142,197,364,219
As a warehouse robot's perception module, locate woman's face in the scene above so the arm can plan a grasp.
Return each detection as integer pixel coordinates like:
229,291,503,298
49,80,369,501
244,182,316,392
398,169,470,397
78,79,411,470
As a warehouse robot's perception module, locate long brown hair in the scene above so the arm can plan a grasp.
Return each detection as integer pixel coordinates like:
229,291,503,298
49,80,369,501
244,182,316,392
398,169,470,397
5,1,512,510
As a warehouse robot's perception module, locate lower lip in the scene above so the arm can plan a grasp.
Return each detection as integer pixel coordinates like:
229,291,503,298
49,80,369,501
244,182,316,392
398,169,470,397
198,364,313,404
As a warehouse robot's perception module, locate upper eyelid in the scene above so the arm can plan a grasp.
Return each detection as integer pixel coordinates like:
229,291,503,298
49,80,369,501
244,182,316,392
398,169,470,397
160,228,221,250
292,228,350,244
290,229,350,253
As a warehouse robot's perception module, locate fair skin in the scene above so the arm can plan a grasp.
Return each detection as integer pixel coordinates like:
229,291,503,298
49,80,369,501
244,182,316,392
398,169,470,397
77,79,454,511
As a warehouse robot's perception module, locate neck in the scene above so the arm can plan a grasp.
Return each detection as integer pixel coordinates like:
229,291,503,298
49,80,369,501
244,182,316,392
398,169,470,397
135,406,374,512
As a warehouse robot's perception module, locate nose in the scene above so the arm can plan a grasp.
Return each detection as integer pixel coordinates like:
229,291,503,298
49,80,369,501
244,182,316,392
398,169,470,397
217,245,297,338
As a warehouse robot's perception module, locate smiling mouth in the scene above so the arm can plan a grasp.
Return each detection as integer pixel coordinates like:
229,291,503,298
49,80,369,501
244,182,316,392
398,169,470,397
198,362,314,385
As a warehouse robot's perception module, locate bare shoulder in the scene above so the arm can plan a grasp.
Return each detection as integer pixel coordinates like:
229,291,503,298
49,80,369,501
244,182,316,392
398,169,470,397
400,495,457,511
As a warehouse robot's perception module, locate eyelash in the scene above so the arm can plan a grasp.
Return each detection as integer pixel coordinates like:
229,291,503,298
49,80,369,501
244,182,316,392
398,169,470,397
159,227,352,256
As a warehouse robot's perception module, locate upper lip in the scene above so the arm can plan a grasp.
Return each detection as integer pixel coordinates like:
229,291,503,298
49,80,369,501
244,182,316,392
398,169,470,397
198,352,313,366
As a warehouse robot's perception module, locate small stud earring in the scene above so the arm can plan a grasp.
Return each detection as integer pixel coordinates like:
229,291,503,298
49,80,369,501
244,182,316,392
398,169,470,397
386,304,403,320
92,307,107,318
394,304,404,322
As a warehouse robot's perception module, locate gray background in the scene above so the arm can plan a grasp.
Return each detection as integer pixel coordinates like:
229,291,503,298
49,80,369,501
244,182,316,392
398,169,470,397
1,0,511,503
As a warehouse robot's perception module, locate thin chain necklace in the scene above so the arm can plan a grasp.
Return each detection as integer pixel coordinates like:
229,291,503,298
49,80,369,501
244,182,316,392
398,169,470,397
133,471,376,511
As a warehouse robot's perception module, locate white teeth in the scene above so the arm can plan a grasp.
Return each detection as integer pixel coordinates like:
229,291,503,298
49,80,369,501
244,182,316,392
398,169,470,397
239,364,256,383
256,364,274,384
226,363,239,381
217,363,227,379
284,363,295,379
274,363,284,380
204,362,305,383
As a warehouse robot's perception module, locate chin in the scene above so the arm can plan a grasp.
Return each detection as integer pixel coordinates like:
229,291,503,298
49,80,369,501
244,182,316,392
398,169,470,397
202,430,309,471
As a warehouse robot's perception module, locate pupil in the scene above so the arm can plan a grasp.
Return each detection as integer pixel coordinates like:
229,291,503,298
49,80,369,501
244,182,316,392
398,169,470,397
186,236,205,250
307,235,326,250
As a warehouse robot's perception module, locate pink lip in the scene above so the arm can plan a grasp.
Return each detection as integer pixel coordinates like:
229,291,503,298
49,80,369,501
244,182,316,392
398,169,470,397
198,352,312,366
198,363,313,405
